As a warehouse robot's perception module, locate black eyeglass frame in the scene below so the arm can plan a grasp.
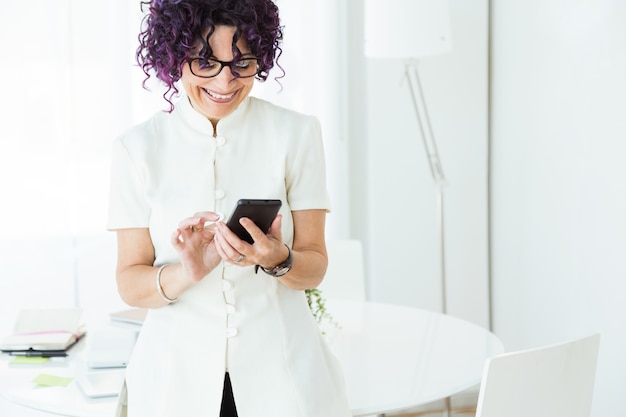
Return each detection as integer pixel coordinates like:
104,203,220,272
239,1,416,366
187,57,260,79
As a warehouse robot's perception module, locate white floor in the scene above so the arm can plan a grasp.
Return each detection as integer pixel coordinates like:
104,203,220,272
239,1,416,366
385,386,480,417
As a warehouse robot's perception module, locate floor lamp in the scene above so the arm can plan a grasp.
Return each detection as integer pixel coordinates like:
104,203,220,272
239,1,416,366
365,2,453,416
364,0,452,316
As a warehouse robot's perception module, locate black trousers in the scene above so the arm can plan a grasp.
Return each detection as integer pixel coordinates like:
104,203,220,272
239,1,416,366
220,373,238,417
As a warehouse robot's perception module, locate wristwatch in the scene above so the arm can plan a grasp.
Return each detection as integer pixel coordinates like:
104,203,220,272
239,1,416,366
255,244,293,277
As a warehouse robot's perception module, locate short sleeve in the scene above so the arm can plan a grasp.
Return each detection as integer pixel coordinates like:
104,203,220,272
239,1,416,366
106,137,151,230
285,115,331,212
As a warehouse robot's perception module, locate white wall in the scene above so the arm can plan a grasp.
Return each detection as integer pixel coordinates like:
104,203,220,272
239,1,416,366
358,0,491,328
490,1,626,415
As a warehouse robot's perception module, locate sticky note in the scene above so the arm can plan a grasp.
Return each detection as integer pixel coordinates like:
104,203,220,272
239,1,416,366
10,356,50,365
32,374,73,387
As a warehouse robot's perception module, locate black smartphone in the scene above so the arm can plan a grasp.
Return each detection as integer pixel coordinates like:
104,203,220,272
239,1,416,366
225,199,282,244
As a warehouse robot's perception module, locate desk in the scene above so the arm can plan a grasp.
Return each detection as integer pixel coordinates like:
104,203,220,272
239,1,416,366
0,300,503,417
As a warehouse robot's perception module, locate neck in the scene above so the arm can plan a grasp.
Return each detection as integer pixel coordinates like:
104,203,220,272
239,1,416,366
210,119,219,137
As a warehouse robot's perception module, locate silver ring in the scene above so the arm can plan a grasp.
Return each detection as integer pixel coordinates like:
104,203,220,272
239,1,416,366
234,254,244,263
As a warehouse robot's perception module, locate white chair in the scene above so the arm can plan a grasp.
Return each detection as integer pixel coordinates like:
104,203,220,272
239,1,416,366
317,239,366,301
475,333,601,417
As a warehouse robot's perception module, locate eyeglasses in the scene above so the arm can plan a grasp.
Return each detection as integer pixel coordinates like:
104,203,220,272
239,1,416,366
187,57,260,78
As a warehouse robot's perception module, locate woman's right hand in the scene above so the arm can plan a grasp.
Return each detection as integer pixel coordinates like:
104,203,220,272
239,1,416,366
171,212,223,283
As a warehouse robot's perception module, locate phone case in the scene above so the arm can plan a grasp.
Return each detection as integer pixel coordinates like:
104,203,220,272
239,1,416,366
225,199,282,244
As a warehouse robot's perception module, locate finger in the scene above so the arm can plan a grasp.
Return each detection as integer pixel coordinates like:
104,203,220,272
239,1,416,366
190,223,217,234
267,214,283,240
179,218,218,233
201,223,218,234
192,211,223,230
171,228,184,247
192,211,222,221
215,228,247,263
217,221,248,248
213,232,231,260
178,216,204,231
239,217,266,243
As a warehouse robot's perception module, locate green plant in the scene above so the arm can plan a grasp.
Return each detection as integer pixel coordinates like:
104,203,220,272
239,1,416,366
305,288,338,328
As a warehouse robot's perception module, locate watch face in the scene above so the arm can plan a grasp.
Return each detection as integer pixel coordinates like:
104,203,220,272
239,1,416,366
272,266,291,277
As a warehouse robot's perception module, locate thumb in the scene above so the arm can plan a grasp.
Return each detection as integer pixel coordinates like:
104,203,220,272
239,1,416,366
267,214,283,240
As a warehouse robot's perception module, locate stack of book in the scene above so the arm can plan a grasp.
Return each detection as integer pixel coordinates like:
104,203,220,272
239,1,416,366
0,308,85,358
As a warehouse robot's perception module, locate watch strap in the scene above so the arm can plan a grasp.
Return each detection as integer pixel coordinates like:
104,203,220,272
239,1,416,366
255,244,292,277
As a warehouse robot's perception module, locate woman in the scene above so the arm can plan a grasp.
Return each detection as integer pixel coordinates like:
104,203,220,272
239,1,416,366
106,0,352,416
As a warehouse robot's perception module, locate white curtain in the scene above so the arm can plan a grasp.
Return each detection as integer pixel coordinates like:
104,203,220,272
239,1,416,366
0,0,348,318
1,1,158,238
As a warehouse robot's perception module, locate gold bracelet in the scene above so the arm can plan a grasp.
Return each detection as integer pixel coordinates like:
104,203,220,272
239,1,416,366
156,264,178,304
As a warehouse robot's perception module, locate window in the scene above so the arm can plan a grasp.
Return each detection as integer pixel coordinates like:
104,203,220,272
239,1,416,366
0,0,348,316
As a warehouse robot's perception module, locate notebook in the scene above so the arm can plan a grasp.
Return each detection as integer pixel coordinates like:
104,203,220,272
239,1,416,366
0,308,85,353
109,308,147,326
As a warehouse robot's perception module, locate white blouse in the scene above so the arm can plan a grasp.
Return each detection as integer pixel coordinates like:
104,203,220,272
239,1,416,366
107,95,351,417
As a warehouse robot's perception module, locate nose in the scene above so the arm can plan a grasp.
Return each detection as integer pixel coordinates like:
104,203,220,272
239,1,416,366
213,64,236,85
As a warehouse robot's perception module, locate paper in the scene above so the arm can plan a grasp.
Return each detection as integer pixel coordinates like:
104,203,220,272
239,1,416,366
10,356,50,365
14,309,82,334
32,374,73,387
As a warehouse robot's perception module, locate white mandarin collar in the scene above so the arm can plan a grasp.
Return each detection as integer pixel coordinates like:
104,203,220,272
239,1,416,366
177,94,252,137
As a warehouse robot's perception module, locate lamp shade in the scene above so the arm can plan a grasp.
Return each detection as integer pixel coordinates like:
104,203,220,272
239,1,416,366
364,0,452,59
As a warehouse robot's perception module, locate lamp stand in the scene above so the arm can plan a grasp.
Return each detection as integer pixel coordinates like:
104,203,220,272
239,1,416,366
404,60,448,315
375,59,452,417
405,60,451,417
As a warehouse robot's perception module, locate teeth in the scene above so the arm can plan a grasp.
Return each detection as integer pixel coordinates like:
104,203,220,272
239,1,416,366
206,89,234,100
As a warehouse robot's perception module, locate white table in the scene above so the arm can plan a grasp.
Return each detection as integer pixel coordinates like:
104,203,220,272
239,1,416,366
325,300,503,416
0,300,503,417
0,313,129,417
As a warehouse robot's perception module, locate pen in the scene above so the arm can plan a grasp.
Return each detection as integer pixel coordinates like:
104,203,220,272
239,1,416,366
9,351,67,358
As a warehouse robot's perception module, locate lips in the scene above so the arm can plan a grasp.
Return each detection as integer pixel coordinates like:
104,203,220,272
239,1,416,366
204,88,236,101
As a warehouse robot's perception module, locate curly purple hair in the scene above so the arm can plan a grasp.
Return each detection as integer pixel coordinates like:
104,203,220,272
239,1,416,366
136,0,283,111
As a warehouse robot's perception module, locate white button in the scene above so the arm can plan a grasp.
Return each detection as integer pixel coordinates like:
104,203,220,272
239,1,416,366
226,327,238,338
215,189,225,199
225,303,236,314
222,280,233,291
215,136,226,146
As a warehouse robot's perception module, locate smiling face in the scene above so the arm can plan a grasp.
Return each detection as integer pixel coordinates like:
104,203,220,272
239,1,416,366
181,25,255,128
